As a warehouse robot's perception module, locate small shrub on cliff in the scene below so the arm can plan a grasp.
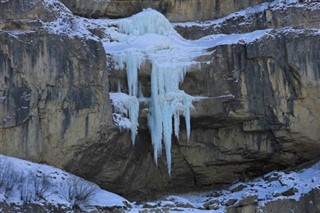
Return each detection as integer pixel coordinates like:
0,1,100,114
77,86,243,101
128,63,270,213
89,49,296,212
17,170,51,203
0,159,18,196
31,171,51,201
60,175,97,208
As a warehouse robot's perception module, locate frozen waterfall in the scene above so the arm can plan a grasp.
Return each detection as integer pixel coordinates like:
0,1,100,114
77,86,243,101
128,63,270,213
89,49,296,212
106,9,205,175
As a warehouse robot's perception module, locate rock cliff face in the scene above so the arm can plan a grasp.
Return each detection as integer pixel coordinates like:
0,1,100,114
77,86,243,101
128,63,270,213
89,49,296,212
60,0,271,22
0,0,112,168
1,0,320,203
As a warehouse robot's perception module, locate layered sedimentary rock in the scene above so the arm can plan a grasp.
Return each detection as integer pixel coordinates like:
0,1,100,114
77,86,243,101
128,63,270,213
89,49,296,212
60,0,271,22
0,0,320,202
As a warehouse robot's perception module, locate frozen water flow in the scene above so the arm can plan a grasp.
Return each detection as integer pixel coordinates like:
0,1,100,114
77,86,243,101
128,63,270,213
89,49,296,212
148,62,195,174
115,51,143,97
117,9,179,37
103,8,271,174
107,9,199,174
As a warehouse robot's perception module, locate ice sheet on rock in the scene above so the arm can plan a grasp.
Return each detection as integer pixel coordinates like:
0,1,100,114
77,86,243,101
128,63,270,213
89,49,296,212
103,8,275,174
105,10,201,174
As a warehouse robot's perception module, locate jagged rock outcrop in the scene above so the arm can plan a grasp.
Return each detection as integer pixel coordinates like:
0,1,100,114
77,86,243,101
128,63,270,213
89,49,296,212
1,0,320,204
60,0,271,22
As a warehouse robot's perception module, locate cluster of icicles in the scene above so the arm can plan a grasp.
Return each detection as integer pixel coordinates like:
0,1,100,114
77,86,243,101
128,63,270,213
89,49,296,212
109,9,196,175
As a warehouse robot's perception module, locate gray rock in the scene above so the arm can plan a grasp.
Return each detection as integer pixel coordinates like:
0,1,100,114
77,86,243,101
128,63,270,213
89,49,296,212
225,199,238,206
203,199,220,210
236,195,258,207
281,187,298,197
231,184,247,193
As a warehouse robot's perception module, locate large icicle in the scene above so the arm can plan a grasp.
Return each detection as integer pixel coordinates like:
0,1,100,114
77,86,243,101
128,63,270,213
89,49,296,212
148,62,194,175
110,51,143,145
115,51,143,97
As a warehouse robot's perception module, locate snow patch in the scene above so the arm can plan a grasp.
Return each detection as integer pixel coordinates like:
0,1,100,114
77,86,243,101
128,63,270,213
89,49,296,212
0,155,129,210
41,0,98,40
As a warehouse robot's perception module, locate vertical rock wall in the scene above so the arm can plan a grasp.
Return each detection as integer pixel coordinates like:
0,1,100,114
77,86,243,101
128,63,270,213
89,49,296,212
0,31,111,168
60,0,272,22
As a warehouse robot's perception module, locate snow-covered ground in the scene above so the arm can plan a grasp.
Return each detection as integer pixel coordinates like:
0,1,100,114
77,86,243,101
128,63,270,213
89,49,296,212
1,153,320,212
0,155,130,211
131,161,320,212
0,155,320,213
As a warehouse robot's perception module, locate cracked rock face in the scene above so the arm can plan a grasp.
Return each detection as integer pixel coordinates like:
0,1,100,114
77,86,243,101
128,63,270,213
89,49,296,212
0,1,112,168
1,0,320,201
60,0,271,22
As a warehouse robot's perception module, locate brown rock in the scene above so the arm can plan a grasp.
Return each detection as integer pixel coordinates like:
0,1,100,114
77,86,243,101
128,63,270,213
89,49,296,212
60,0,271,22
0,0,111,173
176,2,320,40
0,0,57,30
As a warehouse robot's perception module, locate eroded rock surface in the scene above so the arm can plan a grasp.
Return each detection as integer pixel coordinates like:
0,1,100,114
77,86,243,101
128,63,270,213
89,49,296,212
0,0,112,169
60,0,271,22
1,0,320,203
